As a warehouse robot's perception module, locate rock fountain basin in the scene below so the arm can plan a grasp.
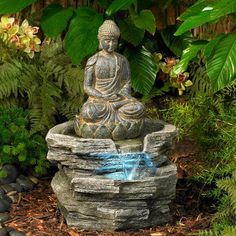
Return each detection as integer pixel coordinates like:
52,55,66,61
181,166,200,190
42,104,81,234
46,119,177,232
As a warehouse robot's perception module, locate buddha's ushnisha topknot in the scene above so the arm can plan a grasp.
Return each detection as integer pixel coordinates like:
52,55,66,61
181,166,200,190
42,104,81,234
98,20,120,39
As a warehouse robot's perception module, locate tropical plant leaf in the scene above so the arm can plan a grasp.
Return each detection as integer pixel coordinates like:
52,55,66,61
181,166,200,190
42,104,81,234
106,0,136,16
118,17,144,46
125,46,158,95
178,0,207,21
175,0,236,36
41,4,73,37
204,33,226,58
64,7,103,64
172,41,207,75
207,33,236,92
0,0,37,14
131,10,156,35
161,25,194,57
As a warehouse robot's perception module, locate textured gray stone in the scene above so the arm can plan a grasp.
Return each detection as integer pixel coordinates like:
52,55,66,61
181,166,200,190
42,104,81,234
0,195,12,204
16,175,35,191
0,213,10,223
0,228,8,236
9,230,25,236
1,185,14,194
0,199,10,213
0,165,19,185
46,119,177,231
9,183,23,193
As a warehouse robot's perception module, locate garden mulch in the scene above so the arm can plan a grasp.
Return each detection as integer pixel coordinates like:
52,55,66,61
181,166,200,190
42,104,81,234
5,139,213,236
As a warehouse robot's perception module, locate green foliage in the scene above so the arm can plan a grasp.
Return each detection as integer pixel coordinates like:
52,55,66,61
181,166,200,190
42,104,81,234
175,0,236,93
172,41,207,75
141,83,172,103
190,63,213,96
64,7,103,65
131,10,156,35
0,0,158,95
0,107,48,175
0,169,7,179
0,39,84,135
217,171,236,219
118,17,145,46
125,46,158,95
0,0,37,14
106,0,136,15
161,97,203,139
162,94,236,235
160,25,194,57
41,4,73,37
175,0,236,36
207,33,236,92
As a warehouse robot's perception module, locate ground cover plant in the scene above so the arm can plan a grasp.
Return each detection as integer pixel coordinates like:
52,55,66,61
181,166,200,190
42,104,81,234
0,106,48,176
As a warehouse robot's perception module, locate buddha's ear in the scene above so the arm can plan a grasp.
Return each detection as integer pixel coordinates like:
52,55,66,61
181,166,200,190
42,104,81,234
98,41,102,50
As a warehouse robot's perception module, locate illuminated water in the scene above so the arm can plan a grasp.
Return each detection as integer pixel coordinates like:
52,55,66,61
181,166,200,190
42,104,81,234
95,152,157,180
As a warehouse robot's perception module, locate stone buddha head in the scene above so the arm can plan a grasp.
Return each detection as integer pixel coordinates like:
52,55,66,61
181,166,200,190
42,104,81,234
98,20,120,53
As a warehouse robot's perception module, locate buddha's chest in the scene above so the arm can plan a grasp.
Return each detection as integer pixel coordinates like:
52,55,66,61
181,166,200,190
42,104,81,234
95,56,117,78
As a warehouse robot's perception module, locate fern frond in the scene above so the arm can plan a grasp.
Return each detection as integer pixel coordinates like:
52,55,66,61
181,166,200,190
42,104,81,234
217,171,236,215
190,63,212,96
29,68,62,134
60,65,85,119
221,226,236,236
197,229,218,236
0,60,22,99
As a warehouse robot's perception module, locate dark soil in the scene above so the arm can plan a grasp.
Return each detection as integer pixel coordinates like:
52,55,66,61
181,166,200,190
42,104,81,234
5,139,214,236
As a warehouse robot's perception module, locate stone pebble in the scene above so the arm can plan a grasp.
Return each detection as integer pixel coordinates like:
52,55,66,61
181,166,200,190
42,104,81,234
0,227,8,236
0,213,10,223
0,166,19,185
16,175,35,191
0,165,36,236
0,200,10,213
9,230,25,236
8,184,22,193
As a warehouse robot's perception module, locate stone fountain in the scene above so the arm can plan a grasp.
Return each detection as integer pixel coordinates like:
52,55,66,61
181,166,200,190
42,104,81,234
46,20,177,232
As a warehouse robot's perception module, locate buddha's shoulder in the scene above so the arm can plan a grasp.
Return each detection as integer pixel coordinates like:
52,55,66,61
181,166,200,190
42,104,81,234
115,52,128,63
86,53,99,66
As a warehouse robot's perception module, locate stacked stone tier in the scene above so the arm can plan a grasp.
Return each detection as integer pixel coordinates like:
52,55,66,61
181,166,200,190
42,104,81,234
46,119,178,231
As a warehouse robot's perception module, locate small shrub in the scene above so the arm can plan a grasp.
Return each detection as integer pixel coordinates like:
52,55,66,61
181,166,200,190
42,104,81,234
0,106,49,176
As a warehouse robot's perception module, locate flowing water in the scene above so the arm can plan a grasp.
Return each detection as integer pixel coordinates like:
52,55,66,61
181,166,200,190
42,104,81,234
95,152,157,180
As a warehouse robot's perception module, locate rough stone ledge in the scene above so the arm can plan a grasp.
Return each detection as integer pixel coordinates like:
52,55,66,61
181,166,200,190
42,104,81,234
52,171,175,232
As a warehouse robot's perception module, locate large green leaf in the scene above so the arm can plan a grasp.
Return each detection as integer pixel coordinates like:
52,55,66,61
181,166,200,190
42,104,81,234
161,25,194,57
178,0,207,21
64,7,103,65
118,17,144,46
131,10,156,35
0,0,37,14
173,41,207,75
106,0,136,16
175,0,236,36
125,46,158,95
204,34,226,58
207,33,236,92
41,4,73,37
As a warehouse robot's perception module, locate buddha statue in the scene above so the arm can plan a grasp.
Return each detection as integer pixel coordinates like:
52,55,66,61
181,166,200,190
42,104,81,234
75,20,145,140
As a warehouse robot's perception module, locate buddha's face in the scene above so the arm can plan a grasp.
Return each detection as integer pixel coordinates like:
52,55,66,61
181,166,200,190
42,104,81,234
100,37,118,53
